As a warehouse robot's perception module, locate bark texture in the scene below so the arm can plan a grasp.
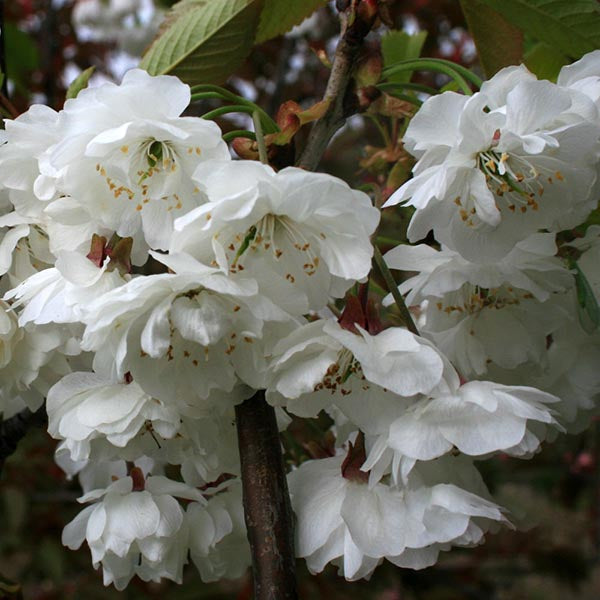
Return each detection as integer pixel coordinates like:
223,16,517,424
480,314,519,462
235,391,298,600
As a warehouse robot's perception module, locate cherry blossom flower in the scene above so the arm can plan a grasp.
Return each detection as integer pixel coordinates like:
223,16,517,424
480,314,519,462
62,472,203,589
171,161,380,314
384,71,600,262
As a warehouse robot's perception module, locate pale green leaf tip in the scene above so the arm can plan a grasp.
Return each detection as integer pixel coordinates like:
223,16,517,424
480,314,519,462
66,66,96,100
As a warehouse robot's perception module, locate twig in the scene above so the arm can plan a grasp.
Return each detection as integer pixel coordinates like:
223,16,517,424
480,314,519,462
296,2,376,171
373,245,419,335
235,391,298,600
0,407,47,475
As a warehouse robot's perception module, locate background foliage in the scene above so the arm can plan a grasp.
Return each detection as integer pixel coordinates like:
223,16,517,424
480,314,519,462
1,0,600,598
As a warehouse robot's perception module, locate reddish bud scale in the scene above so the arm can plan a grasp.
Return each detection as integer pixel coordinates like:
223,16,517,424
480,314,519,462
341,433,369,483
130,466,146,492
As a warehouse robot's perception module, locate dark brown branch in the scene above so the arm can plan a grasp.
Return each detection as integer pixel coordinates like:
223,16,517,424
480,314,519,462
0,407,47,475
296,0,377,171
235,391,298,600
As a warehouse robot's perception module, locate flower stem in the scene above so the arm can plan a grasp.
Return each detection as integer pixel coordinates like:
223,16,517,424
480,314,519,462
253,110,269,165
373,245,419,336
222,129,256,143
235,391,298,600
383,59,473,96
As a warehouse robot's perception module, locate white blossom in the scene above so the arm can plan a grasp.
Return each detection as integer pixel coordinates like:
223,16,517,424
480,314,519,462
0,104,60,218
46,372,181,463
5,249,128,326
385,380,560,462
266,318,447,420
188,482,251,582
62,473,203,589
383,71,600,262
384,233,573,306
171,161,380,314
289,452,508,580
80,268,274,411
45,69,229,258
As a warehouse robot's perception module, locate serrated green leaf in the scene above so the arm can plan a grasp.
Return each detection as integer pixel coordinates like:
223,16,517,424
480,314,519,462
460,0,524,76
65,66,96,100
524,42,569,81
480,0,600,59
256,0,327,44
381,30,428,84
140,0,262,86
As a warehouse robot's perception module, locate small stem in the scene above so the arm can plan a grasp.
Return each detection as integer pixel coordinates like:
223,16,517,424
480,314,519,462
431,58,484,88
190,92,231,102
202,104,256,121
366,114,392,147
383,60,473,95
191,83,251,106
373,245,419,336
191,85,279,133
222,129,256,143
383,58,482,88
377,81,439,95
235,391,298,600
253,110,269,165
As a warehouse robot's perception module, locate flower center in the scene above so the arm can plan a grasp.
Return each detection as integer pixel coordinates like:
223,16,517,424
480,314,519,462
434,285,535,316
476,148,564,216
228,214,321,280
137,139,178,184
313,349,363,396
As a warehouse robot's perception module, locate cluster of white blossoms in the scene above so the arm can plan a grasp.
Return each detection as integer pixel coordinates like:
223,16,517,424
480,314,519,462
0,50,599,589
384,50,600,430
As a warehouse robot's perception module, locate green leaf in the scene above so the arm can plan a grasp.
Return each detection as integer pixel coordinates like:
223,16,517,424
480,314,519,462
460,0,524,76
140,0,262,86
4,23,39,94
256,0,327,43
381,30,427,83
65,66,96,100
524,42,570,81
479,0,600,59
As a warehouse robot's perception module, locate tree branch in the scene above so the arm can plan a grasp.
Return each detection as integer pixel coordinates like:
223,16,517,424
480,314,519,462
296,0,377,171
235,391,298,600
0,407,47,475
234,6,377,596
